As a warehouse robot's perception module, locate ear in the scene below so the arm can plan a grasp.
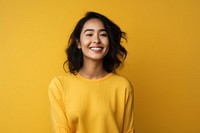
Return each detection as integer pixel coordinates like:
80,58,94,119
76,39,81,49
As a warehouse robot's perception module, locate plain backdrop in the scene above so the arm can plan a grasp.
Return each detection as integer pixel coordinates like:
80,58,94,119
0,0,200,133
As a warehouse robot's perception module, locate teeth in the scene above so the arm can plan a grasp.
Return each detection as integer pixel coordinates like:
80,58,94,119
90,47,102,50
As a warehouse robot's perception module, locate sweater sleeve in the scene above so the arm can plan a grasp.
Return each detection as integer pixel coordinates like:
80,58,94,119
123,82,135,133
48,77,71,133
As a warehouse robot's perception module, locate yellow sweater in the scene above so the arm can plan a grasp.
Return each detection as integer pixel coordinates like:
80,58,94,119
48,73,135,133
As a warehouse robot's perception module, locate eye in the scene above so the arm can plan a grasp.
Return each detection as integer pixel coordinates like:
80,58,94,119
86,33,93,36
100,33,108,37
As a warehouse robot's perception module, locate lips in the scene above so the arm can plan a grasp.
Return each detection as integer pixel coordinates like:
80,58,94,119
89,47,103,51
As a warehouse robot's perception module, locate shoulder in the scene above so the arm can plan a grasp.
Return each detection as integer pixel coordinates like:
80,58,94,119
110,73,133,91
111,73,132,85
50,73,76,84
48,73,76,92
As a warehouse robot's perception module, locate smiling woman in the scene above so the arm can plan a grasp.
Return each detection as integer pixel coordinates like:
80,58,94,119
65,12,127,75
48,11,135,133
77,18,110,63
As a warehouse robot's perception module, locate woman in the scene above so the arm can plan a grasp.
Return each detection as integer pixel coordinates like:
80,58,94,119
48,11,135,133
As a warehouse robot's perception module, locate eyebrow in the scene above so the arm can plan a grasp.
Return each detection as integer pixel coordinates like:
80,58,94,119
83,29,106,33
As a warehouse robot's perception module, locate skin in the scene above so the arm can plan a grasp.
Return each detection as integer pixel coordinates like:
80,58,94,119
77,18,110,79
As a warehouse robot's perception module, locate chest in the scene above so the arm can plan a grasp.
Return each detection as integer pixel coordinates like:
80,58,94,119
62,83,125,124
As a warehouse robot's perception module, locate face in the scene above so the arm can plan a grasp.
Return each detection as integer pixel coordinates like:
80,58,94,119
77,18,109,62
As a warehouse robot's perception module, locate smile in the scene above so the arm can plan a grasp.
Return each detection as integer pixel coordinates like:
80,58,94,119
89,47,103,51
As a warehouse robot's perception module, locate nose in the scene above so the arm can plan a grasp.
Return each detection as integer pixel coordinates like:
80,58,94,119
93,35,101,44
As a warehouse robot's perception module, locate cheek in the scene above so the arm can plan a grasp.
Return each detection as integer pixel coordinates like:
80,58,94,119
80,38,91,46
104,39,109,47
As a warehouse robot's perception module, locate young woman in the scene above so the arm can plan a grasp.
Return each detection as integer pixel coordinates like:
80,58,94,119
48,11,135,133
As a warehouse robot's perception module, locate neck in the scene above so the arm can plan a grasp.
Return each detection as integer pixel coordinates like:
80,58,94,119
79,60,108,79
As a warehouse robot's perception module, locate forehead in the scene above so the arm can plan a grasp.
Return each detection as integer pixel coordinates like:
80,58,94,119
82,18,105,31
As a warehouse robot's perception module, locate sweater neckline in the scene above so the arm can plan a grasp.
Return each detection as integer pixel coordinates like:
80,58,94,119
76,72,113,82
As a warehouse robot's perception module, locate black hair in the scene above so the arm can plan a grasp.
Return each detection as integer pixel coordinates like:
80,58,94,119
63,11,127,74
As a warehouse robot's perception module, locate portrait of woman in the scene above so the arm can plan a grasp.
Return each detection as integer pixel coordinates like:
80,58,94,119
48,11,135,133
1,1,199,133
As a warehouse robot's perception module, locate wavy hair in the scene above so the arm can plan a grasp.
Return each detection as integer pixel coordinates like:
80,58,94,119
63,11,127,74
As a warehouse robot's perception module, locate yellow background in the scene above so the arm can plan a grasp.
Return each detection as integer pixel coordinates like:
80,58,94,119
0,0,199,133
